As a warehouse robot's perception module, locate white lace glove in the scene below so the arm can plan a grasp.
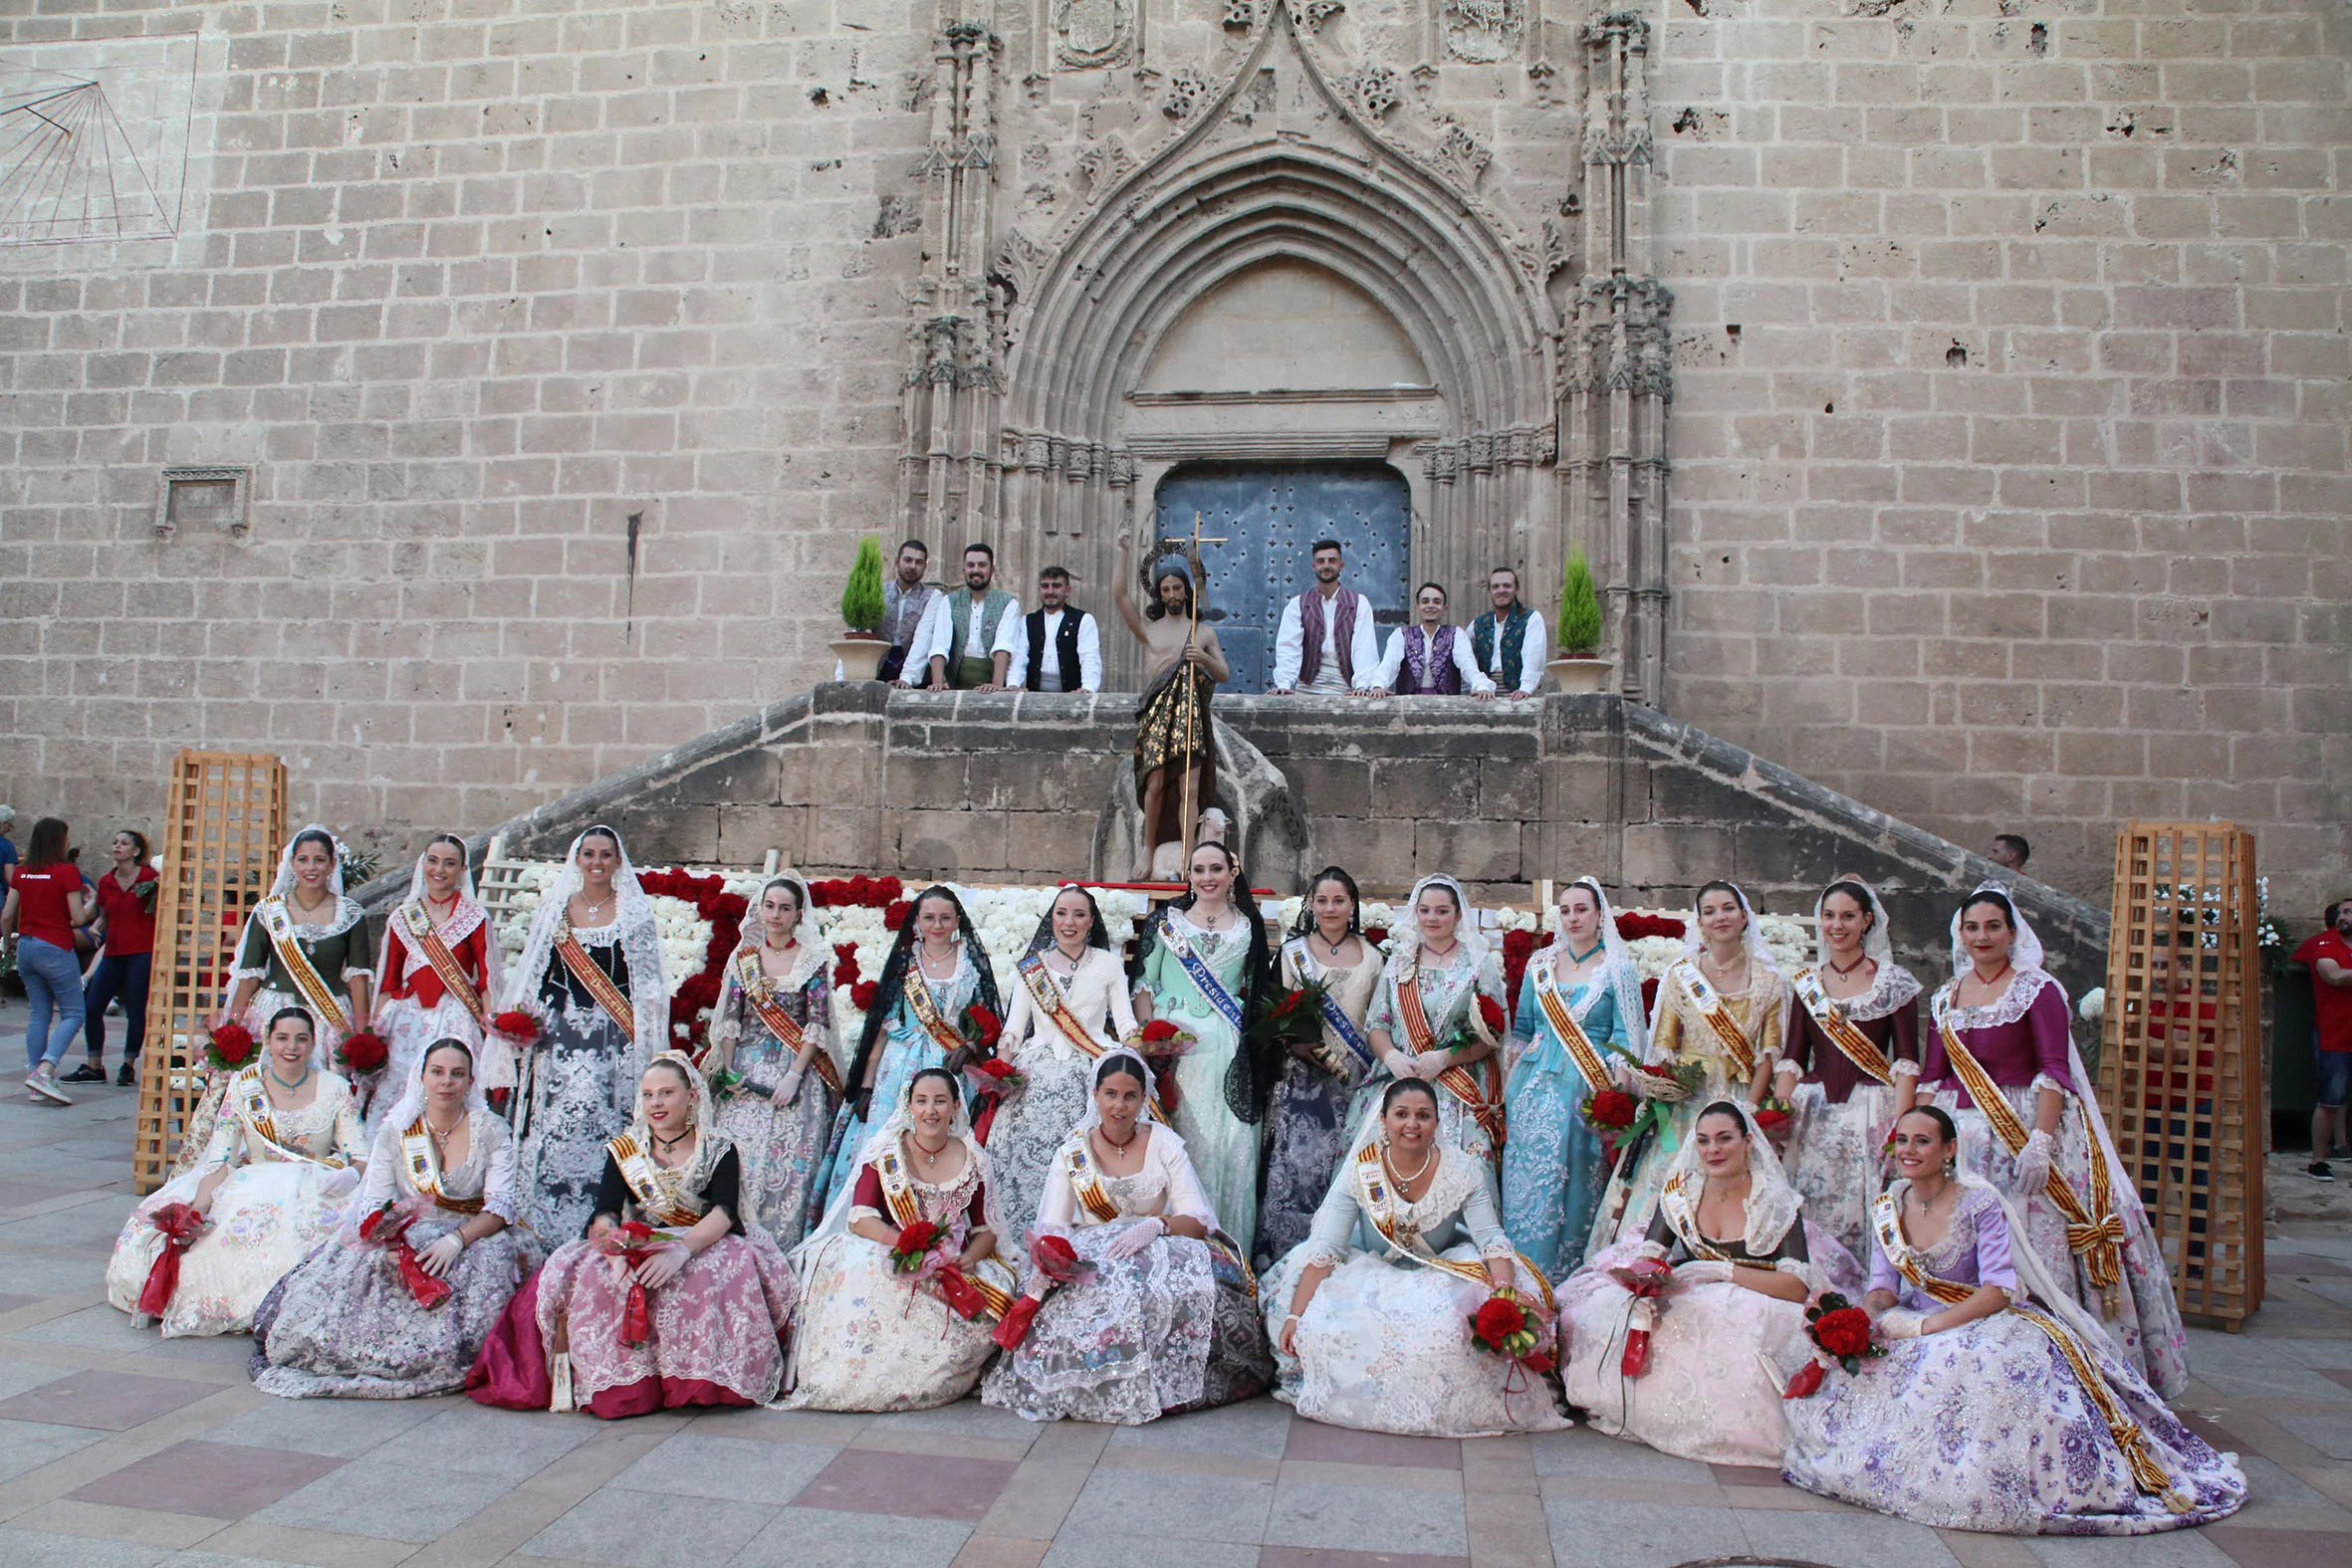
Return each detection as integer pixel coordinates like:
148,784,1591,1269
774,1067,804,1107
320,1166,361,1199
415,1232,466,1277
634,1242,689,1290
1876,1307,1927,1340
1105,1217,1164,1260
1674,1259,1735,1286
2012,1129,2053,1196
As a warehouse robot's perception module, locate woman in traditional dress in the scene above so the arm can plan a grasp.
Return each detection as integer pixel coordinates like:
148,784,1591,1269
1253,867,1384,1270
815,884,998,1216
1130,842,1271,1260
1265,1079,1566,1437
1503,876,1647,1277
1348,875,1508,1171
107,1008,366,1336
501,825,666,1246
1919,884,2188,1395
784,1067,1020,1411
1559,1101,1814,1465
252,1038,531,1399
222,825,374,1067
983,1051,1273,1426
1768,878,1921,1271
471,1053,797,1418
1592,881,1788,1255
706,874,839,1247
990,884,1140,1242
1783,1107,2245,1533
369,834,504,1141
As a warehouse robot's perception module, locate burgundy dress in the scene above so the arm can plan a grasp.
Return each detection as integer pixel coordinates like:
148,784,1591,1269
1775,970,1921,1267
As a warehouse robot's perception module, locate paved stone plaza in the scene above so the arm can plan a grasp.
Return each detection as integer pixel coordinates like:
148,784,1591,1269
0,1006,2342,1568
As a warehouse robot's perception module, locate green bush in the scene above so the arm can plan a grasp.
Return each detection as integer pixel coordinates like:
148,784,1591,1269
1557,547,1603,655
840,536,886,631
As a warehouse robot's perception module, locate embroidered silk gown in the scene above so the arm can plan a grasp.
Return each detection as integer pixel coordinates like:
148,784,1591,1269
228,896,374,1066
1502,958,1636,1277
372,903,502,1140
252,1107,533,1400
1262,1144,1567,1437
708,947,840,1247
1776,968,1920,1269
784,1142,1016,1411
517,918,650,1245
1134,913,1262,1259
1346,948,1509,1168
982,1124,1272,1426
1782,1182,2246,1534
989,948,1141,1243
1920,970,2189,1396
816,948,984,1217
108,1067,366,1337
1253,941,1383,1270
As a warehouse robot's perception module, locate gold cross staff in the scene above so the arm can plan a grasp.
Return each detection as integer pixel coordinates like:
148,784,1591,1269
1157,511,1227,873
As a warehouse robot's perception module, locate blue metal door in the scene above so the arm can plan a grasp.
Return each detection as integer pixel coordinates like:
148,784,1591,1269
1153,464,1411,695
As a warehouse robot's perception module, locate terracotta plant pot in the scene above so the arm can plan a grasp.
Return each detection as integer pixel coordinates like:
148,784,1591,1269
831,633,889,683
1546,655,1614,695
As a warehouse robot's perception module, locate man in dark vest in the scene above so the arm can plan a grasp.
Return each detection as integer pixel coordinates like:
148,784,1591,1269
878,539,936,686
1371,581,1494,698
1010,565,1102,694
909,543,1022,691
1469,566,1545,701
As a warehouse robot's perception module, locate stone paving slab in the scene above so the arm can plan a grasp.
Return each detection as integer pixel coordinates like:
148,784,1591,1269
0,996,2343,1566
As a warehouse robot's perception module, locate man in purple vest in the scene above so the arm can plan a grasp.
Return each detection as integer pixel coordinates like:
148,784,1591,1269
1371,582,1495,698
1270,539,1381,697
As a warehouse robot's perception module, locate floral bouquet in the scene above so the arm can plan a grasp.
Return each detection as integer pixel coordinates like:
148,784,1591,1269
993,1232,1098,1351
1129,1017,1197,1056
1449,994,1511,1053
593,1220,667,1347
1579,1085,1638,1159
963,1055,1026,1097
890,1219,945,1274
358,1197,453,1311
135,1201,208,1318
336,1030,389,1078
1752,1096,1794,1138
1245,980,1327,1054
1607,1253,1676,1376
1782,1291,1885,1399
1468,1289,1556,1375
959,1003,1004,1056
205,1022,257,1073
490,1008,543,1047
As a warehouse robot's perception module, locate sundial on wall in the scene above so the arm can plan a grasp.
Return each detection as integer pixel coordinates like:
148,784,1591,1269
0,32,196,248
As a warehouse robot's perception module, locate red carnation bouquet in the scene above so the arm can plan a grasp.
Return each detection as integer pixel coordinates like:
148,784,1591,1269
1448,993,1512,1053
964,1054,1027,1095
1579,1086,1639,1155
135,1202,209,1318
358,1198,453,1311
1131,1016,1197,1056
1606,1253,1676,1376
336,1030,390,1078
206,1022,257,1072
1753,1096,1794,1138
1028,1232,1096,1287
891,1219,945,1274
1783,1291,1885,1399
490,1008,543,1046
593,1220,666,1347
1468,1290,1555,1373
959,1003,1004,1054
1244,979,1327,1055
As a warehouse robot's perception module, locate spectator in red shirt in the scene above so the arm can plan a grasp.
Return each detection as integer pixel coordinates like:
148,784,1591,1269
2291,900,2352,1181
66,830,158,1089
0,817,91,1105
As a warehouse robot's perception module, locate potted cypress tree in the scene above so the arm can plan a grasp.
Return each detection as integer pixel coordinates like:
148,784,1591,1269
831,535,891,682
1544,547,1615,695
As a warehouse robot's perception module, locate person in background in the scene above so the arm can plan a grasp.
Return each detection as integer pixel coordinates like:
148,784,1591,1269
1989,834,2031,874
69,830,158,1087
1269,540,1381,697
1,817,90,1105
877,539,936,685
0,804,18,892
67,847,100,964
2291,900,2352,1180
1468,567,1545,701
1369,582,1494,699
907,543,1022,693
1009,565,1103,694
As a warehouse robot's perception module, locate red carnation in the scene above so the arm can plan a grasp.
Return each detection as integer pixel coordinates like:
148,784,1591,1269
833,941,857,961
1139,1019,1181,1044
883,899,912,930
1754,1106,1792,1135
1477,995,1509,1037
1811,1305,1873,1361
891,1219,944,1273
206,1023,257,1071
833,956,860,987
973,1057,1020,1081
851,981,880,1011
337,1031,389,1076
1640,976,1660,1013
1029,1232,1094,1285
1363,926,1388,945
1581,1088,1637,1132
1472,1296,1523,1347
961,1004,1003,1051
491,1009,541,1044
847,874,875,904
1502,929,1537,959
874,876,904,904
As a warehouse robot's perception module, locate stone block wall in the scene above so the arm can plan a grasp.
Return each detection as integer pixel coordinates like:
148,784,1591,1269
478,685,2108,1004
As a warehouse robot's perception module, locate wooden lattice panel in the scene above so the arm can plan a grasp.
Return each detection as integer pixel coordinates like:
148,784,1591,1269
2098,821,2263,1327
131,752,287,1194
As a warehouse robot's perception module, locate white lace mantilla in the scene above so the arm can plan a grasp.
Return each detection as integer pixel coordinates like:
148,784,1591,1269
1820,962,1923,1023
1931,967,2057,1031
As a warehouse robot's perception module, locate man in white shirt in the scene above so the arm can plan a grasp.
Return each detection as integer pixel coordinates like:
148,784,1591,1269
1269,538,1381,697
1468,566,1546,700
1370,582,1495,698
1009,565,1103,693
903,543,1022,691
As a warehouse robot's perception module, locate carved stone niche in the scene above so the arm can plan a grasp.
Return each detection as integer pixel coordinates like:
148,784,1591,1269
1445,1,1526,65
1055,0,1136,71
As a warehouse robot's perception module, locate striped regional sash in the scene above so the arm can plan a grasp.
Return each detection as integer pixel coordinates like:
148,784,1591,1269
734,950,842,1095
1529,957,1615,1090
1656,1169,1773,1272
1789,967,1895,1085
897,963,971,1058
399,902,484,1017
608,1133,709,1227
1395,960,1508,1150
1871,1192,2174,1499
1667,960,1756,1082
1019,954,1167,1118
233,1067,350,1168
400,1116,487,1215
257,898,351,1033
1930,995,2126,1306
1059,1136,1124,1224
875,1141,1015,1320
1353,1143,1554,1310
556,925,636,1043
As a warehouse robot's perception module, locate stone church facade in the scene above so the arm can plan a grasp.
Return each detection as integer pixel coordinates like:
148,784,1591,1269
0,1,2342,910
